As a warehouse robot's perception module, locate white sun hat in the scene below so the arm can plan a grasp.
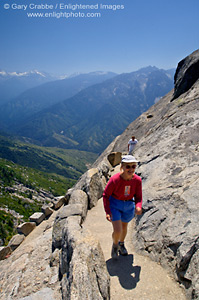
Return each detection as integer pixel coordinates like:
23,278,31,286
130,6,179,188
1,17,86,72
121,155,139,163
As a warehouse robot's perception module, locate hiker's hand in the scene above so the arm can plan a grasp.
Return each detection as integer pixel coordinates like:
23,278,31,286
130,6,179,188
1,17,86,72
106,214,112,222
135,207,142,215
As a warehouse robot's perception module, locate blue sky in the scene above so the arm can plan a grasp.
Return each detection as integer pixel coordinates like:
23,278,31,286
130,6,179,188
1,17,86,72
0,0,198,76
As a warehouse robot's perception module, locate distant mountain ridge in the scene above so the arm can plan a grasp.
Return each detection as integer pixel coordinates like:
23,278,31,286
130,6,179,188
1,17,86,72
8,66,174,153
0,71,117,130
0,69,58,105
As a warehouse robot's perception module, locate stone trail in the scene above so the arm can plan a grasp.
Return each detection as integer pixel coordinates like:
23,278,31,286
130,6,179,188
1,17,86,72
84,198,186,300
83,166,186,300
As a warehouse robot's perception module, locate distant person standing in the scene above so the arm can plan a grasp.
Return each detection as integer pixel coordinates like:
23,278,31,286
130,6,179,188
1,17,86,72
128,136,138,155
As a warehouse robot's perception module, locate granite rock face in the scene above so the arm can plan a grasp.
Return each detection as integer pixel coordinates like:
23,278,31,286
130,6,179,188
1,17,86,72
8,234,25,251
17,222,36,236
107,152,122,167
52,204,83,250
68,189,88,220
51,163,112,299
110,49,199,299
71,167,107,209
172,49,199,100
60,217,110,300
0,213,62,300
29,212,45,225
0,246,12,260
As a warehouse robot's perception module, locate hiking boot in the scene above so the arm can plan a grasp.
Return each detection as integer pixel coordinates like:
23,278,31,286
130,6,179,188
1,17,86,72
118,242,128,256
111,244,119,259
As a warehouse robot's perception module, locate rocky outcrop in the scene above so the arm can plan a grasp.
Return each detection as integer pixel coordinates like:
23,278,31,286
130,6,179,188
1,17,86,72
0,196,66,260
8,234,25,251
69,167,108,209
0,246,12,260
29,212,45,225
107,152,122,167
0,212,62,300
68,189,88,220
51,159,112,299
52,196,66,210
17,222,36,236
172,49,199,100
42,204,54,217
60,216,110,300
0,166,112,299
110,49,199,299
52,204,83,250
0,153,113,298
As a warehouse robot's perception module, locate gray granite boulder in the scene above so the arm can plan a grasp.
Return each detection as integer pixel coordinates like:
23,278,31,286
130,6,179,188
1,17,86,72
95,159,112,182
52,204,83,250
29,212,45,225
50,248,60,268
172,49,199,100
41,204,54,217
68,189,88,220
52,196,66,210
72,168,106,209
8,234,25,251
59,216,82,277
60,216,110,300
17,222,36,236
107,152,122,167
86,169,106,209
0,246,12,260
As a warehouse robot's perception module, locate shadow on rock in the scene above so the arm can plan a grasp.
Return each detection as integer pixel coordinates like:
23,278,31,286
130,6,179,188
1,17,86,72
106,254,141,289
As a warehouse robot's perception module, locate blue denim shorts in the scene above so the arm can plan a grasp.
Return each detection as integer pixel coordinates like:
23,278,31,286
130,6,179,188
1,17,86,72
109,196,135,223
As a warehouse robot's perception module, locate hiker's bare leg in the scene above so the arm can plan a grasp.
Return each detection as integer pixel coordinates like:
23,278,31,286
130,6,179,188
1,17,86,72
112,220,122,245
120,222,128,243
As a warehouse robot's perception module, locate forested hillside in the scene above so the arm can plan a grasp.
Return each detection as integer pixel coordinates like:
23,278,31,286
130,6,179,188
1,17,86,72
0,135,97,246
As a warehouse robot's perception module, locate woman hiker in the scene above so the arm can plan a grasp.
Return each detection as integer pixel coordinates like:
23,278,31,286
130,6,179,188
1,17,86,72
103,155,142,259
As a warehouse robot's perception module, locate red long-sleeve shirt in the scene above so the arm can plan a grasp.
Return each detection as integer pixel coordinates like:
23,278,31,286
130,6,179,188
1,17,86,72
103,172,142,215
